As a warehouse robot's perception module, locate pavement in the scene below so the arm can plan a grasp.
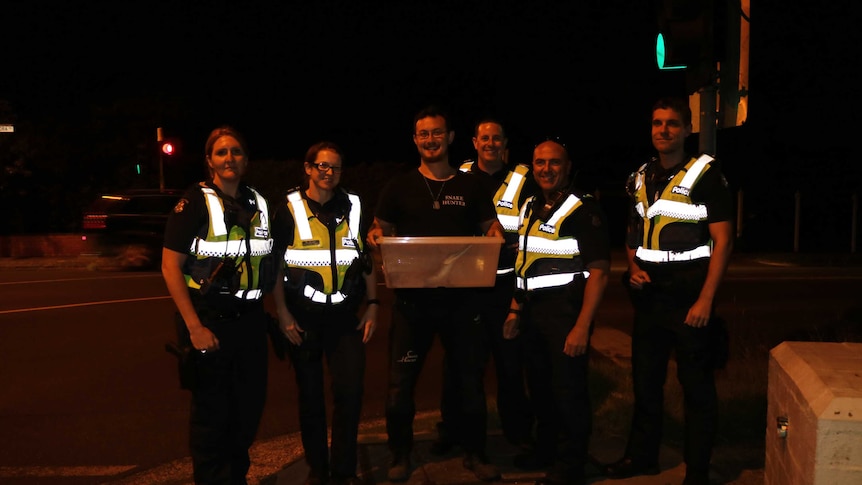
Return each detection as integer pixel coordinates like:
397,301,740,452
266,328,704,485
101,327,755,485
7,250,858,484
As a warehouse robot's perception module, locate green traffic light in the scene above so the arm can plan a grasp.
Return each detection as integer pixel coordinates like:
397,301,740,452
656,33,686,70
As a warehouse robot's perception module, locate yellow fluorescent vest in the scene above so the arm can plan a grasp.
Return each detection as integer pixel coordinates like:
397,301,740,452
632,154,714,258
187,185,273,300
283,189,363,304
460,160,531,273
515,193,587,291
460,161,530,232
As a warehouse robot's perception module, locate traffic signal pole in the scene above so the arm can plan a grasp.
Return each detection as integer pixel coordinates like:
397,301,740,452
157,127,165,193
697,79,717,156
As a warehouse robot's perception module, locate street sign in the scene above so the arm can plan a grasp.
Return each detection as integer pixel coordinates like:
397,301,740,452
0,124,14,133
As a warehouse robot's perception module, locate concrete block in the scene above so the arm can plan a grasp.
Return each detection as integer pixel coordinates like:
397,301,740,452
766,341,862,485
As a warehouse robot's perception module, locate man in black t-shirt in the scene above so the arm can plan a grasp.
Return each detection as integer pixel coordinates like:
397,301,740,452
367,105,503,483
431,118,537,457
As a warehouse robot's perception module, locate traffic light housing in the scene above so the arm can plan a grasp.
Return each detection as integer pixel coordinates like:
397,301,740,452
655,0,725,93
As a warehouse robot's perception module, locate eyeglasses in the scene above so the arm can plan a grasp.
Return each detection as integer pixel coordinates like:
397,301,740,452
311,162,343,173
415,130,447,141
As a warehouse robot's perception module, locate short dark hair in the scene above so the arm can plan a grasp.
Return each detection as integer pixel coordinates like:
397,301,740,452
473,116,506,137
652,97,692,126
413,105,452,133
304,141,344,165
205,125,249,159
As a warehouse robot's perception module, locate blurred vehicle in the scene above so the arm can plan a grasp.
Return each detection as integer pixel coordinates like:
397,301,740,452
82,189,184,269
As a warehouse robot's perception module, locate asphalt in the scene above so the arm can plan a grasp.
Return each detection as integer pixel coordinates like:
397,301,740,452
7,250,859,485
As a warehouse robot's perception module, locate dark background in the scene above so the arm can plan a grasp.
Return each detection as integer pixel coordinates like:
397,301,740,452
1,1,860,251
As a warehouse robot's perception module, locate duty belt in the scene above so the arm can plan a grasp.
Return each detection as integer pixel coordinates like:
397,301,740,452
635,245,711,263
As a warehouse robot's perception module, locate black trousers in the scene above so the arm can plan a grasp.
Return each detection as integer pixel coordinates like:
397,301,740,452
439,272,533,447
189,305,269,485
522,291,591,479
625,297,717,473
385,290,488,456
288,306,365,480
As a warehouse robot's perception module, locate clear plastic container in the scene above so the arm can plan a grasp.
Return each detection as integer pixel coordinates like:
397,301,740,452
378,236,503,288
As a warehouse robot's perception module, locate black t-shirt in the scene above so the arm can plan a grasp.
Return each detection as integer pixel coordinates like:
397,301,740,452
375,169,497,236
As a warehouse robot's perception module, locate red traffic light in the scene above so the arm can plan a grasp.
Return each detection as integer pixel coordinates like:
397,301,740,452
161,141,176,156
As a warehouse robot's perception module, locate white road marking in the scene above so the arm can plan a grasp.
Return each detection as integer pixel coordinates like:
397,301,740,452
0,296,171,315
0,465,137,477
0,274,158,286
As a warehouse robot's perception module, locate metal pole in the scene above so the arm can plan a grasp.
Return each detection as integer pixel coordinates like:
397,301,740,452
794,190,800,253
698,83,717,156
852,193,857,253
157,127,164,193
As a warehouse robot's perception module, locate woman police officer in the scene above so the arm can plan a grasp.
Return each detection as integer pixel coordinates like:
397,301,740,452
162,125,275,484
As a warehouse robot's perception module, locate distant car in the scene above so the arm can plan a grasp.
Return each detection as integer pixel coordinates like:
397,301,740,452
82,189,184,269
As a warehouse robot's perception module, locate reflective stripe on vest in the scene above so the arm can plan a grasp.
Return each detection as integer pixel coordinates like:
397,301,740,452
191,187,273,257
460,161,529,233
286,190,361,245
633,154,714,254
515,193,586,292
283,189,363,300
186,185,273,299
518,232,580,256
635,245,711,262
516,271,589,290
635,154,712,221
303,284,347,304
285,248,359,267
235,289,262,300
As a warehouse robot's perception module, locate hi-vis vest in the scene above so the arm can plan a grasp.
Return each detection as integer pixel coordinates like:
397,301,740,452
631,154,714,263
283,188,363,305
460,160,531,274
515,193,588,291
187,185,273,300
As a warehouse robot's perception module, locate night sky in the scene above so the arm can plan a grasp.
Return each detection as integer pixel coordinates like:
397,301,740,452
3,1,861,204
5,2,699,161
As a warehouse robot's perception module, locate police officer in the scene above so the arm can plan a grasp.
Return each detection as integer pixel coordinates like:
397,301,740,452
503,138,610,485
162,125,275,484
432,117,536,456
271,141,378,485
603,97,733,485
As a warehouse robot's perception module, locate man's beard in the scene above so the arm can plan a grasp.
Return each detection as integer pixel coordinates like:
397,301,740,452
423,146,448,164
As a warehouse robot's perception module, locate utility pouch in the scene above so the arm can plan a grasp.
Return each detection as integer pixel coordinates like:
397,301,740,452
258,254,277,294
195,257,240,296
340,257,367,306
165,313,197,390
288,325,323,363
709,315,730,370
266,312,287,361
